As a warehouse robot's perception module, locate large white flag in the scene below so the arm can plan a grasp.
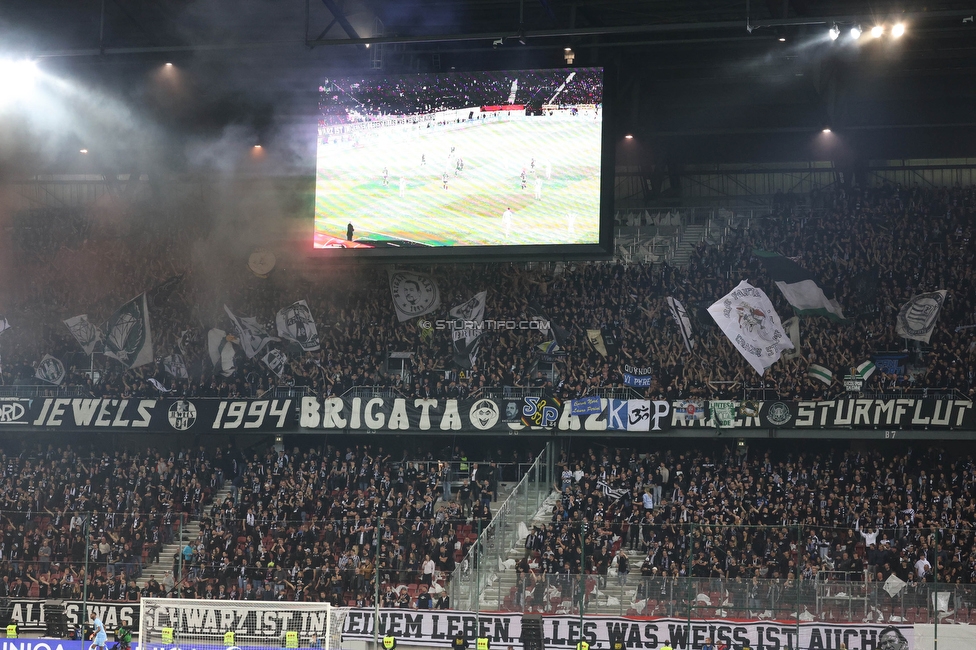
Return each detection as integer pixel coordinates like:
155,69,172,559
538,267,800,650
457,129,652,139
64,314,102,356
35,355,66,385
389,270,441,322
0,317,10,335
450,290,487,369
224,306,277,359
896,290,947,343
708,280,793,375
208,329,236,377
275,300,320,351
665,297,695,354
104,293,153,369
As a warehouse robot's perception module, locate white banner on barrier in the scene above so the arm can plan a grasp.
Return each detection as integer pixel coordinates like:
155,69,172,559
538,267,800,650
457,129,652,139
341,610,915,650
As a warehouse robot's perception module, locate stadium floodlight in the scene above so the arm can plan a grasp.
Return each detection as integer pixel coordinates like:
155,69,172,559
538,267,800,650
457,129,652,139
892,22,905,37
822,127,832,133
165,62,173,67
779,37,787,42
850,25,862,39
624,134,634,140
80,149,89,154
871,25,884,38
564,47,575,64
828,25,840,40
0,59,39,104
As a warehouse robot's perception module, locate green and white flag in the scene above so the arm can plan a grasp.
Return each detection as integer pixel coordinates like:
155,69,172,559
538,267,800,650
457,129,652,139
808,364,833,385
64,314,102,356
754,250,848,322
35,354,66,385
856,360,876,380
104,293,153,369
710,401,738,428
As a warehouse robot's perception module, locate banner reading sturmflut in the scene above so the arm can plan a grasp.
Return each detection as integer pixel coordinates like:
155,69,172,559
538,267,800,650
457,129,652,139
707,280,793,375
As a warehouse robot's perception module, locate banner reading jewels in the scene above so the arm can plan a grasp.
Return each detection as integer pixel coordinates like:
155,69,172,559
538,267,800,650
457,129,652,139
0,396,972,433
341,610,917,650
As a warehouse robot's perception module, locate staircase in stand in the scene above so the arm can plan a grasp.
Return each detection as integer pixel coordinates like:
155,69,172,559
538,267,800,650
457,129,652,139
669,224,706,267
137,484,233,589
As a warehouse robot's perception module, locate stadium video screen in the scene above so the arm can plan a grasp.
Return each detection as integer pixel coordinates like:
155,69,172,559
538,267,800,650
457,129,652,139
313,67,608,256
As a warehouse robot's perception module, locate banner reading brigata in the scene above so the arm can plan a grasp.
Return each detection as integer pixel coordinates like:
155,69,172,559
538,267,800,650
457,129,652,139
0,396,972,433
341,610,915,650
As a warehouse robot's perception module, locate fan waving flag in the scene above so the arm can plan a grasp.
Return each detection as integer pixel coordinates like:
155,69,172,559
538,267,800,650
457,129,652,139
896,290,947,342
64,314,102,356
104,293,153,369
224,306,277,359
275,300,320,351
754,250,847,322
389,270,441,322
708,280,793,375
449,291,487,369
35,355,66,385
666,297,695,354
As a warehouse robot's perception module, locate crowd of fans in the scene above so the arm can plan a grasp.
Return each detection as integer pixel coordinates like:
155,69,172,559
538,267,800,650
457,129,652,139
0,443,220,601
2,182,975,404
511,442,976,618
318,68,603,124
164,443,513,606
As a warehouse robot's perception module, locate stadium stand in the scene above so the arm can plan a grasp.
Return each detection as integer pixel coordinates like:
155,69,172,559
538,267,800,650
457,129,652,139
2,183,975,402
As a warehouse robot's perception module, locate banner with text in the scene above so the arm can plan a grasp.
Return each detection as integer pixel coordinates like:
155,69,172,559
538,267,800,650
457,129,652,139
340,609,915,650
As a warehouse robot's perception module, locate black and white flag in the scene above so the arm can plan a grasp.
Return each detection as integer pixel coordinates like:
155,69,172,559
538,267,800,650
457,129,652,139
148,378,173,393
35,354,66,385
0,317,10,335
162,354,189,380
275,300,320,351
708,280,793,375
597,480,627,500
782,317,801,361
896,290,947,343
389,270,441,322
63,314,102,356
104,293,153,369
262,348,288,378
665,297,695,354
224,305,277,359
208,329,236,377
450,290,487,369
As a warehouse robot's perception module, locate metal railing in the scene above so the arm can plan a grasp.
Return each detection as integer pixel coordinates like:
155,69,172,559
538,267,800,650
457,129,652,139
0,385,91,398
450,442,554,613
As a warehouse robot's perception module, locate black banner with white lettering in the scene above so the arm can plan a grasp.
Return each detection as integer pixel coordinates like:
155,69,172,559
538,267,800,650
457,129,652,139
0,397,295,432
0,396,972,433
4,599,138,632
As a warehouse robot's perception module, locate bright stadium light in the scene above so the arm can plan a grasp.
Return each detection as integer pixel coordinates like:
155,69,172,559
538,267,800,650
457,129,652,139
624,134,634,140
892,22,905,37
0,59,39,104
850,25,862,39
871,25,884,38
822,128,831,133
829,25,840,40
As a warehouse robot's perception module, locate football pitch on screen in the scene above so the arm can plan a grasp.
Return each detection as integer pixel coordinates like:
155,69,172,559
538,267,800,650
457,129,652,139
313,114,602,248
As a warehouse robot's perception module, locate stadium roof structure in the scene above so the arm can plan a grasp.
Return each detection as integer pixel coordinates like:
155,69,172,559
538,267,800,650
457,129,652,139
1,0,975,168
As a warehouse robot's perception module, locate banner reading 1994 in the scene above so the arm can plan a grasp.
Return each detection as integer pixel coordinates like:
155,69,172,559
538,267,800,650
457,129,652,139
0,396,972,433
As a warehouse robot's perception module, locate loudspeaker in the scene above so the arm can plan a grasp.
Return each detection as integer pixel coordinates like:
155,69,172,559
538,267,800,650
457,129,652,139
522,614,544,650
